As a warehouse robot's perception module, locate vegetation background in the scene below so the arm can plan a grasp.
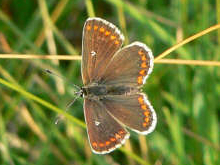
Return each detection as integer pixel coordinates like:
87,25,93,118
0,0,220,165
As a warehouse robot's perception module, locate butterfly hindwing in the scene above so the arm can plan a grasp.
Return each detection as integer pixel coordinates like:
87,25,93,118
100,42,153,86
84,98,130,154
82,18,124,85
101,93,157,134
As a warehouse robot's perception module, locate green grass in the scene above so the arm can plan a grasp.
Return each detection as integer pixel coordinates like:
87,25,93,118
0,0,220,164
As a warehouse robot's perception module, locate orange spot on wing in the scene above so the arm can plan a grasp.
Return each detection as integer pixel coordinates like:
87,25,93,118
119,130,124,134
106,141,110,145
143,122,147,127
110,35,116,40
139,69,146,75
138,97,144,104
138,50,143,55
137,76,143,84
100,27,105,32
110,137,116,142
92,142,97,147
144,111,150,116
141,62,147,68
114,40,119,45
115,133,121,139
105,31,110,36
145,117,150,123
99,143,104,147
94,25,98,30
86,25,91,30
141,55,147,61
141,105,147,110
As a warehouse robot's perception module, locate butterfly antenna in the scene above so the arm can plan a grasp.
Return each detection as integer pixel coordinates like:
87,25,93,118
55,91,82,125
45,69,81,91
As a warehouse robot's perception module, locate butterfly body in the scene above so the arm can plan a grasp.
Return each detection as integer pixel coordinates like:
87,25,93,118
82,85,139,99
81,17,157,154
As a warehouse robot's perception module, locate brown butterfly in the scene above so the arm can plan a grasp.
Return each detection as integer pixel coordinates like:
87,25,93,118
80,17,157,154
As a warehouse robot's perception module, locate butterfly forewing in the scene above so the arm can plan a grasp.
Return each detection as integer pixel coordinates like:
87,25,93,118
100,42,153,86
84,99,130,154
102,93,157,134
82,18,124,85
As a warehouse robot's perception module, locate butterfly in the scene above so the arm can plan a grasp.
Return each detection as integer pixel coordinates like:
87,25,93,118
80,17,157,154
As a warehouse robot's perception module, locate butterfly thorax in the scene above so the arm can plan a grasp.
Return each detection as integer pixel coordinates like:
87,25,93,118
82,84,139,99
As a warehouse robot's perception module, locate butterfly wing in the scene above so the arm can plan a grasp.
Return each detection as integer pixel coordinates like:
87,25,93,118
101,93,157,134
81,17,124,85
100,42,153,86
84,98,130,154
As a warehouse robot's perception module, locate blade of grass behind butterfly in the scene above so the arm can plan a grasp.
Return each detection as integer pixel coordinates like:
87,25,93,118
0,78,85,128
38,0,57,56
35,0,70,47
42,1,82,56
193,5,220,164
27,101,83,162
203,114,220,164
37,0,77,55
13,0,57,51
0,72,82,163
41,13,77,55
170,0,189,122
162,91,189,115
85,0,95,17
150,132,177,164
38,0,66,96
14,0,77,53
20,105,71,164
193,67,220,164
0,114,15,165
163,107,191,165
116,5,129,45
0,10,43,54
10,154,35,165
1,57,83,154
